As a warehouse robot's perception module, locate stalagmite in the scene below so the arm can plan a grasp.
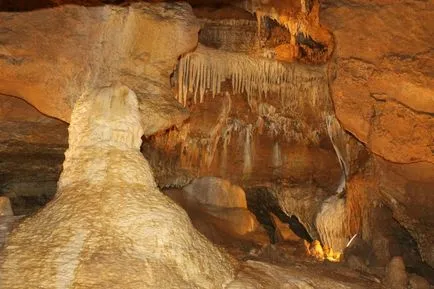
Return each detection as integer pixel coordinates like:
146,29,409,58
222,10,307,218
0,84,234,289
315,195,349,260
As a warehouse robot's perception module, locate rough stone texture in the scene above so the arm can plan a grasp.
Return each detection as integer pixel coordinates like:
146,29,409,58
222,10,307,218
321,0,434,164
236,0,335,64
384,256,408,289
0,2,196,135
0,197,13,216
321,0,434,268
274,184,331,240
171,178,262,237
164,188,269,246
0,216,23,249
227,260,380,289
0,95,68,214
0,85,234,288
196,206,260,236
269,212,300,242
143,65,343,191
375,158,434,268
409,274,430,289
183,176,248,208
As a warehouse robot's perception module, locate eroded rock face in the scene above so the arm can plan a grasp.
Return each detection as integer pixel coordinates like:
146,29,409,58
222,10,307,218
321,0,434,267
375,158,434,268
0,85,234,288
0,2,196,135
143,57,343,191
322,0,434,165
0,95,68,214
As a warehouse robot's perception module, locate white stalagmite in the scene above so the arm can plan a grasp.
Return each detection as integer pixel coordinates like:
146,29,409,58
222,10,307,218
315,195,349,255
0,84,234,289
176,45,327,106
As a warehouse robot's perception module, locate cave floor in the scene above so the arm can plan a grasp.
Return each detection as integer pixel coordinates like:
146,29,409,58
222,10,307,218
223,241,383,288
0,216,383,289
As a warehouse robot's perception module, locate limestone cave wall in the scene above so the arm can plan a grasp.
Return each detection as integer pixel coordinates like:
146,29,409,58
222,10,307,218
0,0,433,287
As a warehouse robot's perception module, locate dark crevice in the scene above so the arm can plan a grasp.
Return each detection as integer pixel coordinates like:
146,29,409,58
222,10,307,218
246,186,313,243
296,32,326,51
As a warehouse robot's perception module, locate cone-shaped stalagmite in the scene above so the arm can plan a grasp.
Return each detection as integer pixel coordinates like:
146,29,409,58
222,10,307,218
0,84,234,289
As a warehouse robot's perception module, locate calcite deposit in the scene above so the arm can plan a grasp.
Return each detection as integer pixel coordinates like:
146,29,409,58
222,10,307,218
0,85,234,288
0,0,433,287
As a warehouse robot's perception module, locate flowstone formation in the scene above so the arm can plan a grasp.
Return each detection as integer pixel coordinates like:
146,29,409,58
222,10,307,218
0,85,234,289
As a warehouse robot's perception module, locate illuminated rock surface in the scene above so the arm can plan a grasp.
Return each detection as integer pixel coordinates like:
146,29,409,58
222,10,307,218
0,0,433,287
0,2,195,135
322,0,434,267
0,85,234,288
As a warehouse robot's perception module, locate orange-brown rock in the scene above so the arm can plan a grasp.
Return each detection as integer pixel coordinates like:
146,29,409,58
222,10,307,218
322,0,434,165
0,2,197,135
143,80,343,190
321,0,434,267
375,157,434,268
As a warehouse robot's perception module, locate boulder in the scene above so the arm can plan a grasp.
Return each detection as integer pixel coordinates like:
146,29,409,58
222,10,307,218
183,176,248,208
384,256,408,289
269,212,300,242
201,206,260,236
0,197,13,217
409,274,430,289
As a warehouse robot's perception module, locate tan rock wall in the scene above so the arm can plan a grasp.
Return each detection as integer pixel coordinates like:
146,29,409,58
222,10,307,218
0,3,197,135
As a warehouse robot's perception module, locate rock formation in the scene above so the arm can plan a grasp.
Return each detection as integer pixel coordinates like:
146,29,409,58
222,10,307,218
322,0,434,267
0,0,433,287
0,95,68,214
0,197,13,216
0,2,196,134
0,85,234,288
183,176,248,208
384,256,408,289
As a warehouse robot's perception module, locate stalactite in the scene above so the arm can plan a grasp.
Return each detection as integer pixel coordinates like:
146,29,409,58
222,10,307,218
243,124,254,178
272,142,282,168
176,45,327,106
326,115,351,194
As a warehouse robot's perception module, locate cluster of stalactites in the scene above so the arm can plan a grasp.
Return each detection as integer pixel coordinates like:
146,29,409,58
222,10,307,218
176,45,325,106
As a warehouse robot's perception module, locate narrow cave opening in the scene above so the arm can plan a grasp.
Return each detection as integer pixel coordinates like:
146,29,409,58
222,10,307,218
245,186,313,244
